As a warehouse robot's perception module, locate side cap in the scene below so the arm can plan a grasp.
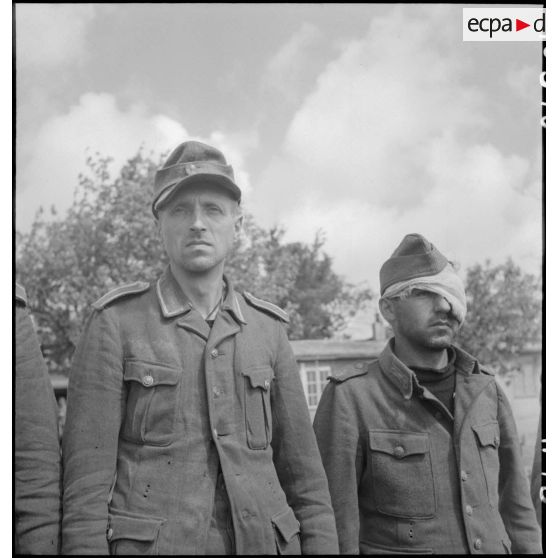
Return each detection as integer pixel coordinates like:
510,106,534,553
15,283,27,306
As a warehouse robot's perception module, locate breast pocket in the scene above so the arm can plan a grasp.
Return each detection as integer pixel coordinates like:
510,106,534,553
242,366,274,450
122,360,181,446
472,421,500,507
368,430,436,518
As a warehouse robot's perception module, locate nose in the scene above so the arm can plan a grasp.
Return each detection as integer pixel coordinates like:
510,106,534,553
190,206,206,232
433,293,452,314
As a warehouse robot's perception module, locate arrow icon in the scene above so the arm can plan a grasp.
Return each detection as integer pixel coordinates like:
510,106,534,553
516,19,530,31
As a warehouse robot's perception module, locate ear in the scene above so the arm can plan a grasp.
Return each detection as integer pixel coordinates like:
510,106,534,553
234,211,244,235
154,215,162,237
379,297,396,325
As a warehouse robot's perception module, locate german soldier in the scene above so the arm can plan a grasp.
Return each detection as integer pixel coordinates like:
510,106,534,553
314,233,541,554
62,141,338,555
15,283,62,554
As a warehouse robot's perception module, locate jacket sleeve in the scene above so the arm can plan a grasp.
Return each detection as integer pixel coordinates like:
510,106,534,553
313,380,362,554
496,383,542,553
269,322,339,555
15,305,62,555
530,411,543,526
61,308,125,554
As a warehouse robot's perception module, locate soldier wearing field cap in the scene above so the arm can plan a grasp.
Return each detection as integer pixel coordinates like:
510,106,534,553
62,141,338,555
314,233,541,554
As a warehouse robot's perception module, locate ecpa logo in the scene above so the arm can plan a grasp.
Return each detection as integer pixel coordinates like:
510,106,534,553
463,8,545,42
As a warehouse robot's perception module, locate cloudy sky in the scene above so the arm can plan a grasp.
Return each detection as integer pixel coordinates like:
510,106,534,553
15,4,543,336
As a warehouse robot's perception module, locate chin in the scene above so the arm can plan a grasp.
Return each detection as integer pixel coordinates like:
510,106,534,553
426,336,454,349
179,258,217,273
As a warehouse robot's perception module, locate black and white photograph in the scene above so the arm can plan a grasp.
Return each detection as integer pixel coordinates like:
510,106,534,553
12,2,549,555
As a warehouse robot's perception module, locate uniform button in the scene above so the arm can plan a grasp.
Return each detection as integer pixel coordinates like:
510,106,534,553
465,505,473,516
393,446,405,458
264,380,270,389
107,527,113,540
213,428,219,438
474,538,482,550
210,349,219,358
461,470,468,482
142,375,154,387
213,386,221,398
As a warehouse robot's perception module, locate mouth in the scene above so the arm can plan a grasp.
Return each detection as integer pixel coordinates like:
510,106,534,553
186,240,212,247
431,320,452,328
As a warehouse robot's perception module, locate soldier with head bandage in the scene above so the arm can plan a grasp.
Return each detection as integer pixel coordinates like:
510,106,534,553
314,233,542,555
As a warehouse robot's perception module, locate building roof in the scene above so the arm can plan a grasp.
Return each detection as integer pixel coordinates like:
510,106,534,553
290,339,385,361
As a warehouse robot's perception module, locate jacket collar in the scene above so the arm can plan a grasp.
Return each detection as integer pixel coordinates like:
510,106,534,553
156,266,247,324
378,338,479,400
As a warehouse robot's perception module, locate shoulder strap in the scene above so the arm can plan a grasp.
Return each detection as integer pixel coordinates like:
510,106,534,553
15,283,27,306
329,362,370,383
92,281,150,310
242,291,289,323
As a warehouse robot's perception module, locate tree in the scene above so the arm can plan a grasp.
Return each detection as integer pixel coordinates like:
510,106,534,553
457,259,542,374
16,150,372,374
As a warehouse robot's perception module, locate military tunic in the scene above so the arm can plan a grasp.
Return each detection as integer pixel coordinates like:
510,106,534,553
314,340,541,554
62,267,338,554
15,284,62,554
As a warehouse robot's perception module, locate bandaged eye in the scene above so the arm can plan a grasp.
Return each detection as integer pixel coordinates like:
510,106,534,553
408,288,433,299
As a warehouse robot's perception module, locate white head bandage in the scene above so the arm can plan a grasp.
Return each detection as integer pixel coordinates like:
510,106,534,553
382,263,467,324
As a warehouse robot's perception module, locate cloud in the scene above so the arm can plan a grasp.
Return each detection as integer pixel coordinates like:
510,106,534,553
16,4,99,68
253,5,541,292
262,23,323,103
16,93,252,231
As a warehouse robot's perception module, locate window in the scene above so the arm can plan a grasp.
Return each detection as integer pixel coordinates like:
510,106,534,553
300,362,331,409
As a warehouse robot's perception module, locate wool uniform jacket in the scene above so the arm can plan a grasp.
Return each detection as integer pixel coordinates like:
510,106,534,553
62,267,338,555
15,284,62,554
313,340,542,555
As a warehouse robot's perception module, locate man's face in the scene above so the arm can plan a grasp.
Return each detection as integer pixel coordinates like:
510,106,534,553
383,288,462,351
157,182,242,275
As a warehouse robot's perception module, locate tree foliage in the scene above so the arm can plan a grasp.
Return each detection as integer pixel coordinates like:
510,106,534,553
457,259,542,373
16,150,373,374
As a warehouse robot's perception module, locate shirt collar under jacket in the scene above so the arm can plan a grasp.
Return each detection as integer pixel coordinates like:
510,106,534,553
156,266,247,324
378,338,478,400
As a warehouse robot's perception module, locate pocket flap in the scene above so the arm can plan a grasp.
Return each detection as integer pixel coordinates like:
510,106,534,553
107,510,164,542
242,366,274,390
124,360,180,387
369,430,429,458
271,507,300,543
472,422,500,448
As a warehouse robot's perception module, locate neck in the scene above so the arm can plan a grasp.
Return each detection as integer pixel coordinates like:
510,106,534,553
170,262,225,319
392,338,449,370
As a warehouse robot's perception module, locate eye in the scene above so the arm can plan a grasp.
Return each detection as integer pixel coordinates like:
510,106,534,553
170,205,187,215
206,204,224,214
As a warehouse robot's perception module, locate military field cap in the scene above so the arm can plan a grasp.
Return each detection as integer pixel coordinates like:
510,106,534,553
153,141,241,215
380,233,448,295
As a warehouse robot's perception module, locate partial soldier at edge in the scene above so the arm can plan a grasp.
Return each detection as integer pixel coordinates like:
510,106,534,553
15,283,62,554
